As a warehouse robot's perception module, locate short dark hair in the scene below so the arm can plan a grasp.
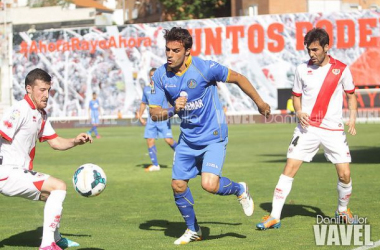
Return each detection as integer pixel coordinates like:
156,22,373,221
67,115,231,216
25,68,51,88
163,27,193,50
304,28,330,48
149,68,157,74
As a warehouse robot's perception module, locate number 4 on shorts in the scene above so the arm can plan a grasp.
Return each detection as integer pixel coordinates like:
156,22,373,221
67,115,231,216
290,136,299,146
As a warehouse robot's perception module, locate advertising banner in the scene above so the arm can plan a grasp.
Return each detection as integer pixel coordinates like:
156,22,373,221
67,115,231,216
12,10,380,117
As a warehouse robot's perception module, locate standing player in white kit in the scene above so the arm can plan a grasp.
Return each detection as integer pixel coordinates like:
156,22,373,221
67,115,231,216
256,28,358,230
0,68,92,249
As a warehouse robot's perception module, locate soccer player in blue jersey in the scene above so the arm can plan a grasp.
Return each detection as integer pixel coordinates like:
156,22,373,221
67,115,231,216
138,68,178,172
149,27,271,244
88,92,101,139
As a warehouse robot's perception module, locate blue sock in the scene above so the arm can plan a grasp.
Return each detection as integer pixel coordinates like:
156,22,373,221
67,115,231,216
93,126,98,136
216,177,244,196
174,188,199,232
170,141,178,150
148,145,158,166
88,127,94,134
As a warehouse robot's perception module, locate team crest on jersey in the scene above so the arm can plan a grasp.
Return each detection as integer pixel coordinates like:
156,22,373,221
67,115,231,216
187,79,197,89
150,80,156,94
332,69,340,75
307,70,313,75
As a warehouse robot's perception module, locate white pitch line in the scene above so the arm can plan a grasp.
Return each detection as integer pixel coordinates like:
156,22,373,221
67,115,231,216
352,240,380,250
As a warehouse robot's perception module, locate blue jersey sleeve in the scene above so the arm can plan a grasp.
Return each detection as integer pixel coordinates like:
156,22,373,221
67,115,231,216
142,87,148,104
148,72,166,108
207,60,230,82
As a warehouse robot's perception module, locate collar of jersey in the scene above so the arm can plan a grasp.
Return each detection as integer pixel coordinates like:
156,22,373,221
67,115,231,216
167,55,192,76
24,94,36,110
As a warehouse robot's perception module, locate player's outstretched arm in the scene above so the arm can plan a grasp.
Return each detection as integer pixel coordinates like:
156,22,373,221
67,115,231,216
227,70,271,118
47,133,92,151
346,92,357,135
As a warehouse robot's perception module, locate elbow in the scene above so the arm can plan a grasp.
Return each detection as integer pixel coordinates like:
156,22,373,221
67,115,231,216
49,143,61,150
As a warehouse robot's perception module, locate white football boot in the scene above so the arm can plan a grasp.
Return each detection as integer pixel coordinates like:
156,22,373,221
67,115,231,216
174,228,202,245
237,182,254,216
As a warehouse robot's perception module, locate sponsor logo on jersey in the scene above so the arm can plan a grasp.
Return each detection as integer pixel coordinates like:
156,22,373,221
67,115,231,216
332,69,340,75
165,83,177,88
185,99,203,111
187,79,197,89
33,116,37,122
10,110,20,120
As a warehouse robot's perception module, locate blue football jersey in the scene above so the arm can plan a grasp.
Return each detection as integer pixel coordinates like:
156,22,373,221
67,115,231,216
89,99,100,114
149,55,230,145
142,85,169,122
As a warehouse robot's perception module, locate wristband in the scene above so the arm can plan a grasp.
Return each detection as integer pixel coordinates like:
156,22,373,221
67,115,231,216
167,107,175,118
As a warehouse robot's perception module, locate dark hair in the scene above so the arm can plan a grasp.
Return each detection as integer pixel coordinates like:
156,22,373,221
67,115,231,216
304,28,330,48
149,68,157,74
92,92,97,95
163,27,193,50
25,68,51,88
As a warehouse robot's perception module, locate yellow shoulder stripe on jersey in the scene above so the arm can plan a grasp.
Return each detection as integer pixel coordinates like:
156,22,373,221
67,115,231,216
149,105,161,108
226,69,231,82
175,55,192,76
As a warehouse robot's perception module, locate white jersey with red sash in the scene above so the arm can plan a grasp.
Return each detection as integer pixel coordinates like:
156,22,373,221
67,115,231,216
0,94,58,170
292,56,355,131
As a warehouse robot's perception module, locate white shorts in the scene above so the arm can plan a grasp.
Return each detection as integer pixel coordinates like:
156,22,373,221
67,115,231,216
0,166,50,201
287,125,351,164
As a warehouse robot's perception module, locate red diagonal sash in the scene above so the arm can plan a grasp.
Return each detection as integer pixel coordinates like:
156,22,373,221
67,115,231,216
309,58,346,127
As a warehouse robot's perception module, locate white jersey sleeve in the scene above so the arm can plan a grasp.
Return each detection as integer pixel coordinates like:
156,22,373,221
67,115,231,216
341,67,355,93
39,118,58,142
0,106,24,142
292,65,303,96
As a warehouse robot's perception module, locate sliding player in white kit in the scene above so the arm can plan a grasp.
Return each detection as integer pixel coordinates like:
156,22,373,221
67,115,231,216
0,69,92,249
256,28,358,230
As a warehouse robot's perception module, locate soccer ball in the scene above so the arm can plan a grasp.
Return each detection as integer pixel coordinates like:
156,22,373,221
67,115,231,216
73,163,107,197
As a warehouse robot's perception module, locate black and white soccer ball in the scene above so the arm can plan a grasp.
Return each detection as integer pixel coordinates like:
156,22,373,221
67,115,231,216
73,163,107,197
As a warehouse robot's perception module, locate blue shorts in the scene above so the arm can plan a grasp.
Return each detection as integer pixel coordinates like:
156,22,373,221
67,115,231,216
172,137,228,180
91,113,99,125
144,120,173,139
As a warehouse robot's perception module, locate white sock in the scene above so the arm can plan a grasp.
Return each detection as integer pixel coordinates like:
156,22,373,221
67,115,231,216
41,190,66,247
337,179,352,212
270,174,294,220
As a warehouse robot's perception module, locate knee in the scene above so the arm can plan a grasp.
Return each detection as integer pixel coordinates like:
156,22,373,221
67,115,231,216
201,179,218,193
53,179,67,191
338,170,351,184
147,139,155,147
171,180,187,193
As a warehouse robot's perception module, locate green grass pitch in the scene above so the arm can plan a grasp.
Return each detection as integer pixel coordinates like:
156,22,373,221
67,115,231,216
0,123,379,249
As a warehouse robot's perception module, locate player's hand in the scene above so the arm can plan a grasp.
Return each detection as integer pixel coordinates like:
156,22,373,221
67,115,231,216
258,102,271,118
139,118,146,126
296,111,310,128
175,96,187,113
346,120,356,135
74,133,93,146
